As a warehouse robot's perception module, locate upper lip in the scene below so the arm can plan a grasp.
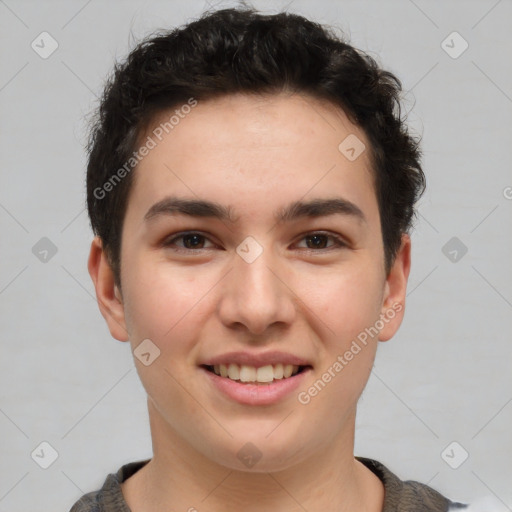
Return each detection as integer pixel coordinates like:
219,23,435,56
200,351,312,368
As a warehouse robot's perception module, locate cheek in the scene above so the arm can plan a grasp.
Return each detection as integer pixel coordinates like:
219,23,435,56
304,264,384,335
304,274,382,414
305,265,383,392
122,260,209,348
121,266,210,412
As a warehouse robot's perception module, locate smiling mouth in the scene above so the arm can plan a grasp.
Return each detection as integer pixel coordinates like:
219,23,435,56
201,364,311,384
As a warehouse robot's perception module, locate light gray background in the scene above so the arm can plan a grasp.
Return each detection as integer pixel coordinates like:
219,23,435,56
0,0,511,511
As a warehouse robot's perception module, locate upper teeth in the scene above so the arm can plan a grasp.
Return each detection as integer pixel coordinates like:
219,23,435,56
212,363,300,382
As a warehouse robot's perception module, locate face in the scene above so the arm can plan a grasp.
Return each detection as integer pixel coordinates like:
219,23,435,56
89,92,410,472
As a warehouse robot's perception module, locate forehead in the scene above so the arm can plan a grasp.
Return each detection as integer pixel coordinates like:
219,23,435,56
127,92,377,226
143,92,368,157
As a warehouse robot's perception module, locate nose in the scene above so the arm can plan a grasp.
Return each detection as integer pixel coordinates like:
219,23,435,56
217,243,296,336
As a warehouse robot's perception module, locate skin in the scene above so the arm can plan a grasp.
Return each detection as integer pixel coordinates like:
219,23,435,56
88,92,411,512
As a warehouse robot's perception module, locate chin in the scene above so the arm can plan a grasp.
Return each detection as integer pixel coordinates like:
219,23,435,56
205,434,309,473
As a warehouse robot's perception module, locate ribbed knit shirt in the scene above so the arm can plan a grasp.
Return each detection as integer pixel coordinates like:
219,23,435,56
69,457,468,511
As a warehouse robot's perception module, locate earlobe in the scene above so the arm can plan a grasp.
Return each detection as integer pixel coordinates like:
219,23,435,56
87,236,129,342
378,234,411,342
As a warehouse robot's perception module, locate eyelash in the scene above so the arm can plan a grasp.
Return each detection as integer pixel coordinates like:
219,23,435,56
162,231,348,254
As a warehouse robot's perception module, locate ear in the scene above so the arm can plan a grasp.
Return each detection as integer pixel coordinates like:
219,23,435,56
87,236,129,342
378,233,411,342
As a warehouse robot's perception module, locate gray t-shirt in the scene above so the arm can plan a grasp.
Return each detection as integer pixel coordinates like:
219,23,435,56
69,456,468,511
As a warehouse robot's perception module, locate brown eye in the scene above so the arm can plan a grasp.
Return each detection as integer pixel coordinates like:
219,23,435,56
295,232,347,251
305,234,329,249
179,233,206,249
163,232,216,252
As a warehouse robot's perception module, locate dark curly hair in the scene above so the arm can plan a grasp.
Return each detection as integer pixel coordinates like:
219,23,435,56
85,6,425,288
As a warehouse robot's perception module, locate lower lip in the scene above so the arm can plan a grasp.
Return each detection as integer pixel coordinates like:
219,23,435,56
200,366,312,406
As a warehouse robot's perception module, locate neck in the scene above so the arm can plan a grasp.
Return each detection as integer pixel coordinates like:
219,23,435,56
121,399,384,512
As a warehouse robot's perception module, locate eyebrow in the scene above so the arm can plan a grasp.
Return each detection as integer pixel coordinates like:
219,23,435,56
144,196,366,224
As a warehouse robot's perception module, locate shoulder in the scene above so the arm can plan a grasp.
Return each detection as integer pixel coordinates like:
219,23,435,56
69,484,104,512
397,479,467,512
68,472,119,512
67,459,151,512
68,488,103,512
356,456,468,512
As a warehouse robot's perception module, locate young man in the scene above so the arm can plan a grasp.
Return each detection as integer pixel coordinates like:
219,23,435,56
71,6,468,512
